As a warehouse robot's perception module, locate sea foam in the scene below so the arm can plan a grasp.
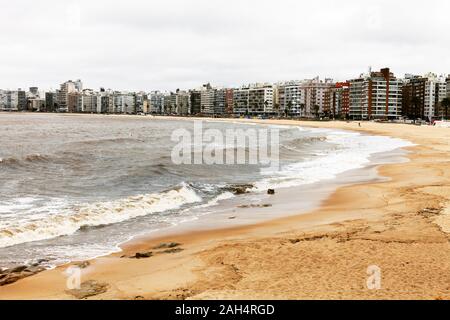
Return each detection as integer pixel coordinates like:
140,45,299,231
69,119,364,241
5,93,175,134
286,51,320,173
0,183,201,248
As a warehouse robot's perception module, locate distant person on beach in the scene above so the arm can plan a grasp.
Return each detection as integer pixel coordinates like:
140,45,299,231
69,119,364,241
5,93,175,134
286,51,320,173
358,122,361,127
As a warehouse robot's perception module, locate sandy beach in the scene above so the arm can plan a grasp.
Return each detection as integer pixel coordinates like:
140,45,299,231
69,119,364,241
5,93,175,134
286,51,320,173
1,118,450,300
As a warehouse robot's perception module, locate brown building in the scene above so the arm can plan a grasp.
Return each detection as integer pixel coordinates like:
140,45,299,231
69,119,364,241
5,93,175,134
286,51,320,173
323,82,350,118
402,73,447,120
67,92,80,113
402,77,426,119
225,88,233,114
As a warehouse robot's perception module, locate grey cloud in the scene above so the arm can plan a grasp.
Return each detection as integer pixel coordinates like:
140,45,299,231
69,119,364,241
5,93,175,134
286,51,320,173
0,0,448,91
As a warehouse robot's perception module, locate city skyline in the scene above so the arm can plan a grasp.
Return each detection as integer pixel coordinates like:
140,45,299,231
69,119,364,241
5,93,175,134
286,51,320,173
1,0,449,91
2,68,449,121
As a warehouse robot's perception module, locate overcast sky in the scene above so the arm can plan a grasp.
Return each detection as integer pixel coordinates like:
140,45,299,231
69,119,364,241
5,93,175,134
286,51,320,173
1,0,449,91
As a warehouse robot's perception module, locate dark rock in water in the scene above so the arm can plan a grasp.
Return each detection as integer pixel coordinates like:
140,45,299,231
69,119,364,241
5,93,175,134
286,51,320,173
24,265,46,274
0,274,22,286
267,189,275,195
37,259,50,264
0,264,46,286
223,184,254,195
152,242,181,250
9,265,28,273
66,280,109,299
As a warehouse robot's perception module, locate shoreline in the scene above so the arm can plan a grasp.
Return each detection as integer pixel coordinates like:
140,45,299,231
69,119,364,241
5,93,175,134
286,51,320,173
1,118,450,299
0,114,410,268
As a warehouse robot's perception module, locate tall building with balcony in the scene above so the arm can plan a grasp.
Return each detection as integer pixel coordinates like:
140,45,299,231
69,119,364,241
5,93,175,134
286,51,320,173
349,68,402,120
225,89,234,114
80,90,99,113
214,88,226,115
57,80,79,112
135,92,148,114
149,91,165,114
0,90,26,111
197,84,220,114
232,84,274,116
232,88,250,115
45,92,58,112
113,93,136,114
248,84,273,115
402,73,447,120
68,92,81,113
200,83,215,115
447,76,450,98
277,81,306,116
302,77,335,117
175,90,191,115
189,90,201,115
323,82,350,118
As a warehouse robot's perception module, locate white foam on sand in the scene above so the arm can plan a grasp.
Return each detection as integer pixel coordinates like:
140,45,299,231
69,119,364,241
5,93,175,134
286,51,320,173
254,128,414,191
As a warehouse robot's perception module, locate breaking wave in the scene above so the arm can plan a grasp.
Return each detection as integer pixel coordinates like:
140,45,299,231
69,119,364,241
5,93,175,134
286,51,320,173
0,183,201,248
0,153,50,167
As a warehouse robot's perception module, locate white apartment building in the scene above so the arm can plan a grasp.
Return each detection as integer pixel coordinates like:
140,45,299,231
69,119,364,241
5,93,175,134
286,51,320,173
149,91,165,114
302,77,334,117
277,81,306,116
248,85,273,115
113,93,135,114
232,88,250,115
0,90,26,111
175,90,191,115
232,83,273,116
200,84,215,115
423,74,447,120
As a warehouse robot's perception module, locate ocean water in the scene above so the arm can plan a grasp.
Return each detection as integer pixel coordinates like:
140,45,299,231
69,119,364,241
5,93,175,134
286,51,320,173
0,114,412,268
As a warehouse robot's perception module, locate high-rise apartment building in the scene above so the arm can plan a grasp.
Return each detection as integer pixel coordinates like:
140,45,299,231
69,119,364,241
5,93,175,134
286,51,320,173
175,90,190,115
225,89,234,114
277,81,306,116
57,80,79,112
198,84,227,115
324,82,350,118
200,84,215,115
113,93,136,114
349,68,402,120
402,73,447,120
0,90,26,111
447,76,450,97
248,84,273,115
189,90,201,115
232,88,250,115
45,92,58,112
149,91,165,114
232,84,274,116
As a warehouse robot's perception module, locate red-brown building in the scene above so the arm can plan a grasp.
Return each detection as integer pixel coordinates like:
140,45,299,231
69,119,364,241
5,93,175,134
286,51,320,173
225,88,234,114
324,82,350,118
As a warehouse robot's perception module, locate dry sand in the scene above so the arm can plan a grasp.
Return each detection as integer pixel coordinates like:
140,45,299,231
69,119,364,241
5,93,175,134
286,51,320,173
1,119,450,300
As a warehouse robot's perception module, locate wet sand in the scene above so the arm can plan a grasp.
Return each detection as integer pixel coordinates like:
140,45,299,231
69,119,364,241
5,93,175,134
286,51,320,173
1,118,450,300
